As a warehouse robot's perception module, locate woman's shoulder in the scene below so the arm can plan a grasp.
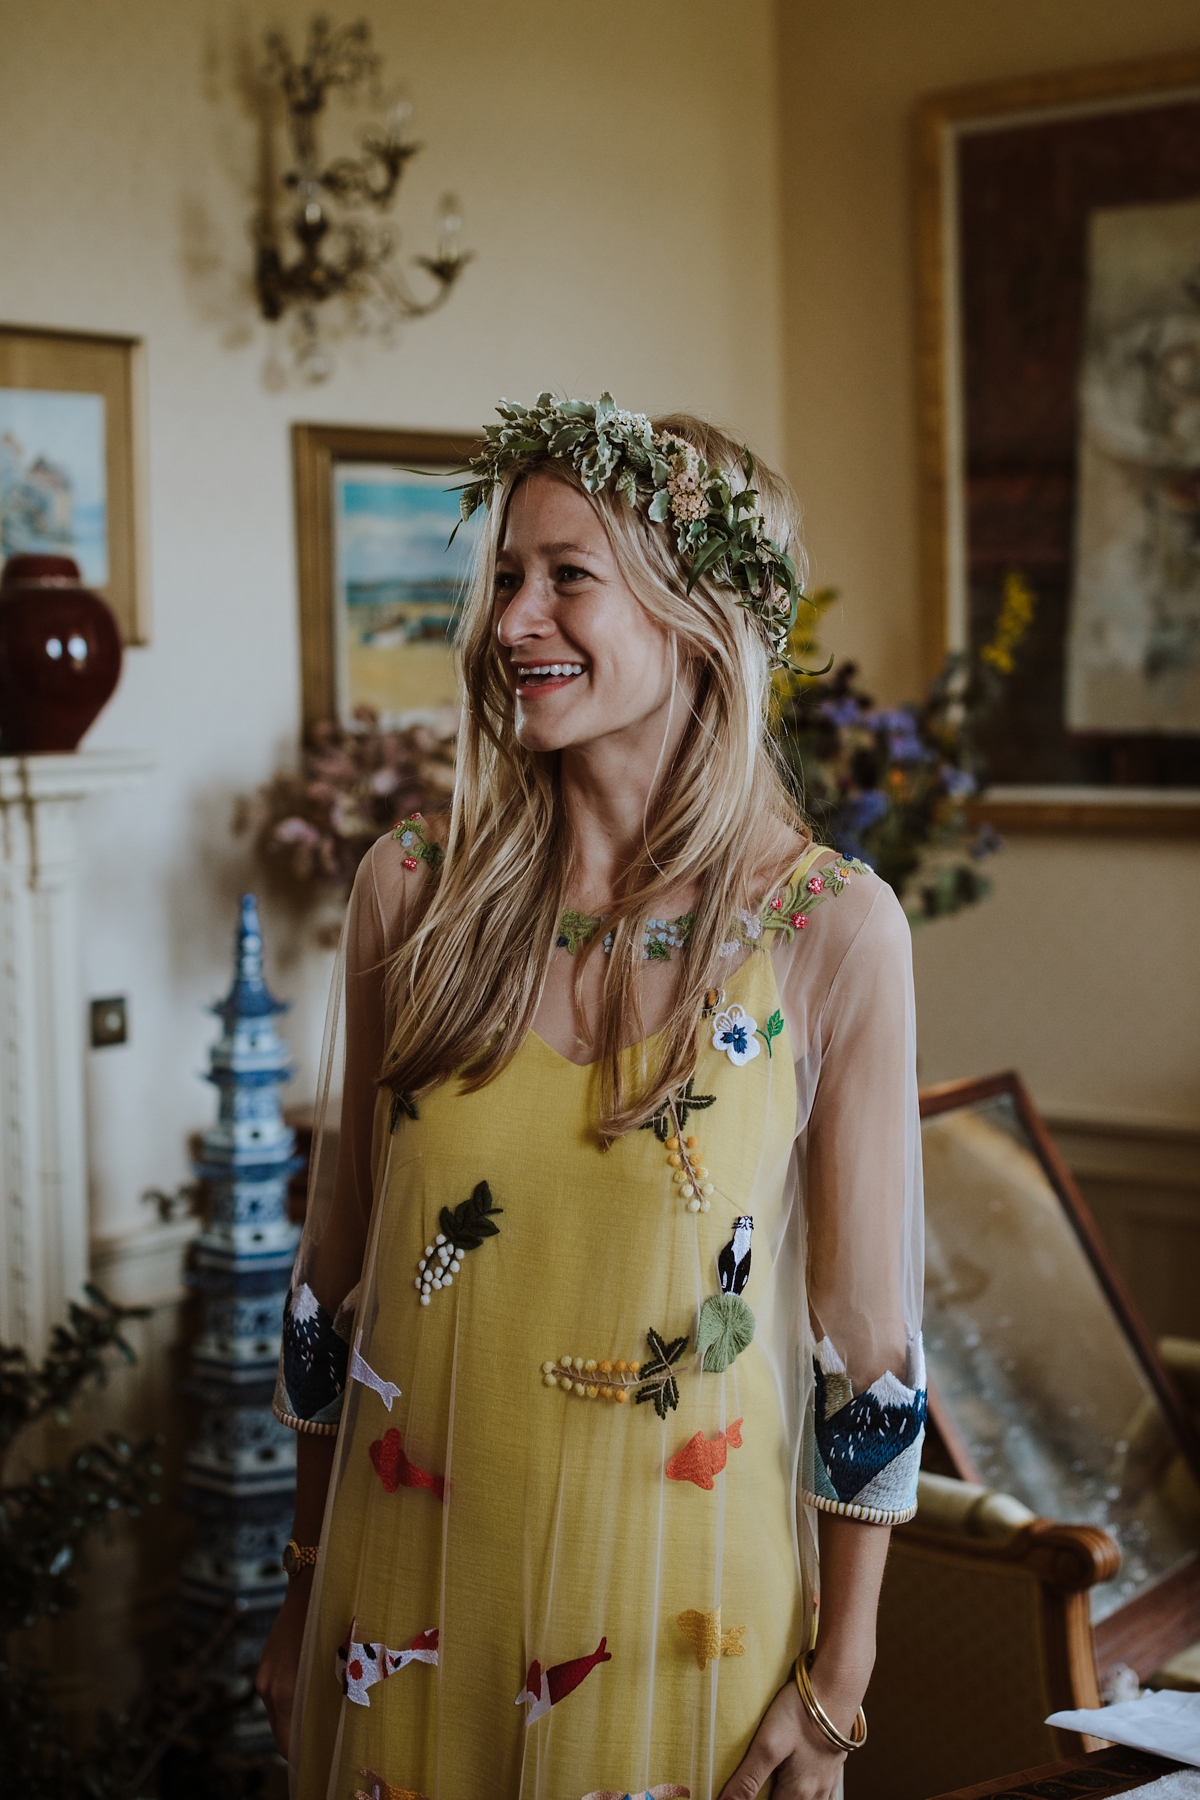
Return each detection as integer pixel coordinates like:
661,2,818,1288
351,815,447,959
759,842,908,992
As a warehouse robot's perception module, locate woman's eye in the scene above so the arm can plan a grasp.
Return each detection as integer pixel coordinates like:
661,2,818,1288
556,564,591,584
494,571,519,595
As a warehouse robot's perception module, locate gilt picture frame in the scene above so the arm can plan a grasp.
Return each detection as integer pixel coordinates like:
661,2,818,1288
915,53,1200,834
0,324,150,644
292,423,483,732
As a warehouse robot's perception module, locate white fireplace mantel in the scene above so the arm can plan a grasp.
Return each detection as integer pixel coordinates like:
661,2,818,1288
0,749,157,1353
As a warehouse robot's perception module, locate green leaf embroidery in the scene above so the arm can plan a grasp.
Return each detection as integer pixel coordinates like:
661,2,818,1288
556,909,603,954
756,1011,784,1057
389,1090,419,1133
439,1181,504,1254
641,1078,717,1142
390,815,444,874
635,1326,690,1419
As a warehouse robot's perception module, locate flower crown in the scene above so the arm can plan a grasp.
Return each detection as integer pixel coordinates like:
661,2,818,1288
454,392,817,669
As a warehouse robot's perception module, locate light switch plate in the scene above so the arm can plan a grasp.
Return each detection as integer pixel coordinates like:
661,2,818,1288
90,996,128,1048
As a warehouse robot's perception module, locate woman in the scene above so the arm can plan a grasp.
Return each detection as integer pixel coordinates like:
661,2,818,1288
257,395,924,1800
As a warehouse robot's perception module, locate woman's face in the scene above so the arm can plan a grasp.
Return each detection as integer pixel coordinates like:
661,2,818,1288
493,472,681,756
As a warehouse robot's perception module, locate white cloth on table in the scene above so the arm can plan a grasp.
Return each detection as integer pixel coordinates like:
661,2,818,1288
1047,1689,1200,1768
1124,1774,1200,1797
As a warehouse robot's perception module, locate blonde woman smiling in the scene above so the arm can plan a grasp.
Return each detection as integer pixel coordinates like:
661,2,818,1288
257,396,924,1800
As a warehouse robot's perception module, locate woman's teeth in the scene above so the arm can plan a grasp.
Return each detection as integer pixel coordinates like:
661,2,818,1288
518,663,585,682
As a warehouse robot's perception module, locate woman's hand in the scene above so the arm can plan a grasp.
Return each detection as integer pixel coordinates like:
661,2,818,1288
718,1662,863,1800
255,1570,313,1758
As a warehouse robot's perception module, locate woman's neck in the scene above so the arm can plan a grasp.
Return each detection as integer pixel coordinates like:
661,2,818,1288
558,697,691,910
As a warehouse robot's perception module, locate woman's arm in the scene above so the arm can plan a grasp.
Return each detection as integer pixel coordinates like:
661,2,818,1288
256,834,422,1753
719,1514,891,1800
722,870,924,1797
255,1433,337,1757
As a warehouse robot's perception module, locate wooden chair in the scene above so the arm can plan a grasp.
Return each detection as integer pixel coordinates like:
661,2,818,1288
845,1472,1119,1800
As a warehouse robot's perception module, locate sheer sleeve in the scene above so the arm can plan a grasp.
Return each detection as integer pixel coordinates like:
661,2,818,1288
273,828,433,1435
774,853,926,1526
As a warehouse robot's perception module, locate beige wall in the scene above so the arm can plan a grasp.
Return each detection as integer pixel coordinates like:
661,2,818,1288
777,0,1200,1127
0,0,783,1245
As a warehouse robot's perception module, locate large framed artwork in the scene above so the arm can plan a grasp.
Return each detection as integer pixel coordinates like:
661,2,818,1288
0,325,149,643
915,52,1200,833
292,424,483,730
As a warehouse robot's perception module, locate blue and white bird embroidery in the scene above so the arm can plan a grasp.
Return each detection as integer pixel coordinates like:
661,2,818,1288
717,1217,753,1296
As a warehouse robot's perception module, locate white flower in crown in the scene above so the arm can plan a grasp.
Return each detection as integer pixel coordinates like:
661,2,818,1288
712,1003,761,1066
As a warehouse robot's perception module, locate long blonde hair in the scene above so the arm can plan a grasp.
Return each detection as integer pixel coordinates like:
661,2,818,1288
380,413,810,1142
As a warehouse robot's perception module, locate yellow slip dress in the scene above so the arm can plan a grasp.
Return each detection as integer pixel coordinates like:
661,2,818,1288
296,913,808,1800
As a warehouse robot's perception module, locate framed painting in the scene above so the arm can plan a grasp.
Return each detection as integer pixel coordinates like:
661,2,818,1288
915,52,1200,833
919,1070,1200,1681
0,324,149,644
292,423,483,730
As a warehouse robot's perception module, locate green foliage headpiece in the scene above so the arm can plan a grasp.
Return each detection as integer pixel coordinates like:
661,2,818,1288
455,392,810,669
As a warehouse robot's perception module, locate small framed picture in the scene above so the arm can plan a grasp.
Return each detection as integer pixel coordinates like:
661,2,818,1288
0,324,149,644
292,424,484,730
915,53,1200,833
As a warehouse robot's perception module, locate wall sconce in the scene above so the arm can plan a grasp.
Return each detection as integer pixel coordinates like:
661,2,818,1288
254,15,472,380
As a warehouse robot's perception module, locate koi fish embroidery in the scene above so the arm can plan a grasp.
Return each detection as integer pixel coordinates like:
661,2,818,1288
349,1330,402,1410
516,1637,612,1724
337,1622,438,1707
665,1418,744,1490
369,1428,445,1500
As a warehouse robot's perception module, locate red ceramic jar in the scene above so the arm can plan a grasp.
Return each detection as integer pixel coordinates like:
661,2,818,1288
0,554,123,752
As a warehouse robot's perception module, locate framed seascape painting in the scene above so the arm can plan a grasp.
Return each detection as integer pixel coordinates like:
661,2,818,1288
292,424,483,730
915,52,1200,833
0,325,149,644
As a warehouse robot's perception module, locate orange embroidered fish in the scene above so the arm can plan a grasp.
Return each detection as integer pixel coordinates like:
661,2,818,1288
665,1418,744,1490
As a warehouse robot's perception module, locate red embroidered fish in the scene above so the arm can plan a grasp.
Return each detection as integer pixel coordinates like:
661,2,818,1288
665,1418,744,1490
369,1427,445,1500
337,1620,439,1706
515,1637,612,1724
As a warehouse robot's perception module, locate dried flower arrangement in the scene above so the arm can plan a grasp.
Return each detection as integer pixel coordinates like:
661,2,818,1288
237,707,456,896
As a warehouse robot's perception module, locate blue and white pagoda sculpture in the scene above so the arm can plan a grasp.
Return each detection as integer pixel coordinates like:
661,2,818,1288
179,894,302,1736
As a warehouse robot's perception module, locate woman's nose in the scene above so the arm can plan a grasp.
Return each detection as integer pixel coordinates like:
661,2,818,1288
496,574,554,644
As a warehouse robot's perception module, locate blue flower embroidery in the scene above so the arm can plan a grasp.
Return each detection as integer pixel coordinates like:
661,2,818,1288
711,1003,760,1066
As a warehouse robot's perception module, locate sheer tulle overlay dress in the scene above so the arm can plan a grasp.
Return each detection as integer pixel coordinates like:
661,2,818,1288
275,831,925,1800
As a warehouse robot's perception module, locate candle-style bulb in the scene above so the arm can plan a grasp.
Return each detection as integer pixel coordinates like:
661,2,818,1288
437,192,462,266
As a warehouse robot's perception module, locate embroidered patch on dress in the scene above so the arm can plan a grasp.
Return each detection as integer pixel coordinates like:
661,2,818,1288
640,1079,715,1142
717,1218,753,1295
280,1281,349,1423
388,1090,419,1134
415,1180,503,1303
349,1330,401,1410
634,1326,689,1418
542,1354,642,1400
369,1428,446,1500
356,1773,431,1800
515,1638,612,1724
675,1607,746,1670
696,1293,755,1373
665,1419,744,1489
390,814,443,874
582,1787,690,1799
711,1003,760,1066
337,1621,438,1707
755,1010,784,1058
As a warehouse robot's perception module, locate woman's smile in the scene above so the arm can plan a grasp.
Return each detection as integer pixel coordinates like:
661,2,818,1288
510,658,589,698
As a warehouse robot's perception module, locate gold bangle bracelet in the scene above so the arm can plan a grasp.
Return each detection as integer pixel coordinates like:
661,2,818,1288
793,1651,867,1752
